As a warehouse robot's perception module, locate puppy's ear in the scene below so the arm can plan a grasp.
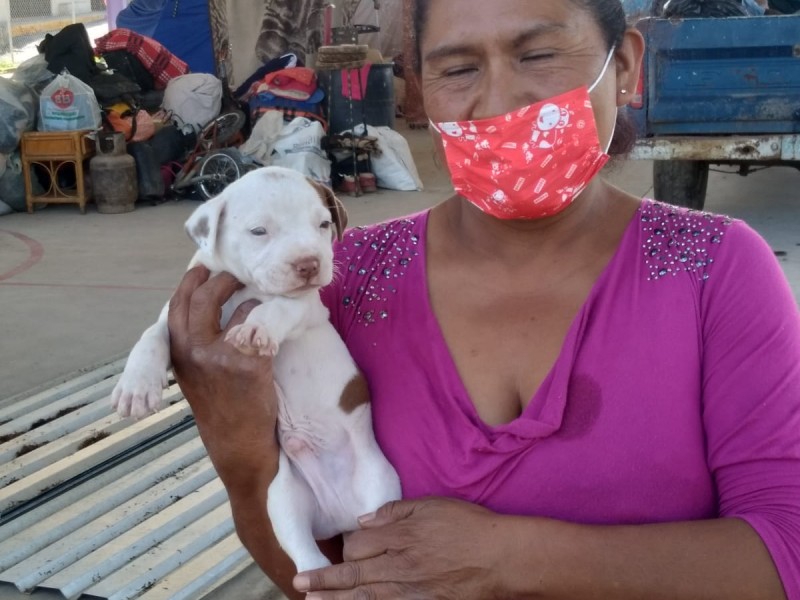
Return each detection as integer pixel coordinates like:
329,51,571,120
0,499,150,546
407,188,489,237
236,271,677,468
184,194,227,256
309,179,348,242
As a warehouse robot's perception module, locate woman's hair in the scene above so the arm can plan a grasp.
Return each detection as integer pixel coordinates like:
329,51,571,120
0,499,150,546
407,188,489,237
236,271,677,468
412,0,636,155
412,0,627,67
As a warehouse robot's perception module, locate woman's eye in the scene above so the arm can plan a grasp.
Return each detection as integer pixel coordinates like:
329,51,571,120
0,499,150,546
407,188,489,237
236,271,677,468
444,66,477,78
320,221,332,230
250,227,267,236
522,54,554,63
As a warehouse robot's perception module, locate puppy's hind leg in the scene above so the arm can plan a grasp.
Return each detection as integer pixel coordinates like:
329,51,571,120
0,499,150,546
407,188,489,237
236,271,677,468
267,451,331,573
349,407,403,516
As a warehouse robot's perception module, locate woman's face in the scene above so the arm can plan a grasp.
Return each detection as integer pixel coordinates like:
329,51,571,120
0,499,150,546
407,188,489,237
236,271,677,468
419,0,640,151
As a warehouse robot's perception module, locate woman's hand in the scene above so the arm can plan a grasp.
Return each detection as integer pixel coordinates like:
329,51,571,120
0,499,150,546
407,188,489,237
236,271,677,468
293,497,514,600
167,265,280,494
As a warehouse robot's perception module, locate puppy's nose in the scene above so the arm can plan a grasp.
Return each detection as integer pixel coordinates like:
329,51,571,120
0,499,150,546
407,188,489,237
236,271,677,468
293,257,320,279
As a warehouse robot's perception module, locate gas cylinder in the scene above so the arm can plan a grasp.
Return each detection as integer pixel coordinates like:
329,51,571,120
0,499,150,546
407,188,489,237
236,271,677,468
90,132,138,214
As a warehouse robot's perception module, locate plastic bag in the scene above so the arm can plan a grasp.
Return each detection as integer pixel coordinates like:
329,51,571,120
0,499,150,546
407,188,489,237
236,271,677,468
0,78,36,154
11,54,56,93
271,117,331,184
353,124,423,191
0,151,43,212
38,70,102,132
239,110,285,165
163,73,222,129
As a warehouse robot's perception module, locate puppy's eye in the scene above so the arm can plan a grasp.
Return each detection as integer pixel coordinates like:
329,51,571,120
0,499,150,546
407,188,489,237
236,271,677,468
320,221,332,230
250,227,267,236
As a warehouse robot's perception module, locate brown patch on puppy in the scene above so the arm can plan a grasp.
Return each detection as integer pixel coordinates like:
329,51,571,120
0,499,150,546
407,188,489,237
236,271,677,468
307,178,348,241
339,374,370,414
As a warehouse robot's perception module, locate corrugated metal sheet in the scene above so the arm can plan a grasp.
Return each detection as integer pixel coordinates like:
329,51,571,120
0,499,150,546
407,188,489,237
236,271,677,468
0,360,281,600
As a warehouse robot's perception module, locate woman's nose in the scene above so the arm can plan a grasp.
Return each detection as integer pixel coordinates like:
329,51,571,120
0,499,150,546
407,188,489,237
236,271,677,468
471,62,531,120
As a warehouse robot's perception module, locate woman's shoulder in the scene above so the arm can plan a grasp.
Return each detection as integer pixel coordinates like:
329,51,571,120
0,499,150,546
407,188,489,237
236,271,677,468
334,210,429,264
634,199,766,283
322,211,429,320
634,199,793,318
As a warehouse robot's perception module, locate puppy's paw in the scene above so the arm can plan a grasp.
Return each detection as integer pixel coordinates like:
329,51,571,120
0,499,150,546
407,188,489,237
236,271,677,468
225,323,279,357
111,368,167,419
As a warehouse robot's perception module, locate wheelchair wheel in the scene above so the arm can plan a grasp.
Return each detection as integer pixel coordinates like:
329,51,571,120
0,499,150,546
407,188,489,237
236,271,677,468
197,149,245,199
199,110,246,147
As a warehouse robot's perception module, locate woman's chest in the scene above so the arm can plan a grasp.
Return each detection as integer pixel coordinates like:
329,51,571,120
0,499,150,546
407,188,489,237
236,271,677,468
360,327,715,524
346,265,714,524
427,260,605,427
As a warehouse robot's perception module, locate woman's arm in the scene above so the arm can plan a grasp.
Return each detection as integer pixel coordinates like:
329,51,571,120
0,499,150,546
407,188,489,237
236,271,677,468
506,514,784,599
166,266,341,599
295,499,785,600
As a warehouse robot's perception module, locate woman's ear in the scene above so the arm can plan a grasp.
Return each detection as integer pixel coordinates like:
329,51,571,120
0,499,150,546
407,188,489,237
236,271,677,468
615,28,646,107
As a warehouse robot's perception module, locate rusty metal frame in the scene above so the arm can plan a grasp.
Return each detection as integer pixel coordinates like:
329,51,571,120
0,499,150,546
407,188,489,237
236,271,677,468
630,135,800,162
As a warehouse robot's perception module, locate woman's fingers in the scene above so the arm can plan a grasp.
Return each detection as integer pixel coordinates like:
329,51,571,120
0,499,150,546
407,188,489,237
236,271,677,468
302,582,412,600
224,299,261,331
168,265,211,340
186,271,243,341
295,555,405,593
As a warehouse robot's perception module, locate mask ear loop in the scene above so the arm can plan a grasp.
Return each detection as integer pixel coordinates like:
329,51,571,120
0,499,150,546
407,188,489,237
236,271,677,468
587,46,618,154
588,45,617,94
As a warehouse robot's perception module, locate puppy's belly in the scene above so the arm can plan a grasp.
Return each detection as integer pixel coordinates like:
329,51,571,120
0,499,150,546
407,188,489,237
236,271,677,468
274,327,379,537
277,413,362,536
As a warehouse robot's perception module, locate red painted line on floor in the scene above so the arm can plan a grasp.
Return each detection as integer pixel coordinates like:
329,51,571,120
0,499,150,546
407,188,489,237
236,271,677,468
0,230,44,282
0,281,174,292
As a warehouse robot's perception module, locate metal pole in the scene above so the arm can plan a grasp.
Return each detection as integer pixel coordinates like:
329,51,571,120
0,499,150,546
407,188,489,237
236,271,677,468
5,18,12,64
72,0,76,24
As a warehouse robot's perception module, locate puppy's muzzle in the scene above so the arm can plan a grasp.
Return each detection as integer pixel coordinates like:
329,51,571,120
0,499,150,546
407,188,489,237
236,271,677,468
293,256,321,282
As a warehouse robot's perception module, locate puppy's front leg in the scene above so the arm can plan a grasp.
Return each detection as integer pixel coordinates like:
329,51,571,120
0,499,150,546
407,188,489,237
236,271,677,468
225,296,313,357
112,303,171,419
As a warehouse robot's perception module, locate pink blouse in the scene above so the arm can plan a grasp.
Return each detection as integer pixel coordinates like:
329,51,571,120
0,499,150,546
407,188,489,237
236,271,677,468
321,200,800,597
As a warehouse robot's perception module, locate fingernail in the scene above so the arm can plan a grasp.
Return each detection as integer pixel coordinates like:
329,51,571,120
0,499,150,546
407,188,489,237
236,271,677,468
357,511,376,526
305,594,322,600
293,574,310,592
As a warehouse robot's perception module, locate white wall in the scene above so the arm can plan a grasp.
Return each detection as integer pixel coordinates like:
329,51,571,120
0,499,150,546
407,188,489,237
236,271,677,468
50,0,93,17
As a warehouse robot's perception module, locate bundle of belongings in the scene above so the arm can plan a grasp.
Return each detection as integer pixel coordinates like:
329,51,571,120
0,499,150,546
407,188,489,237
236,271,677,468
245,66,327,130
0,22,218,213
235,58,332,186
94,28,190,90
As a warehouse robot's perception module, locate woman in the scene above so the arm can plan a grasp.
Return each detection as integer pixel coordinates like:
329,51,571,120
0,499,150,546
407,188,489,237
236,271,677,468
167,0,800,598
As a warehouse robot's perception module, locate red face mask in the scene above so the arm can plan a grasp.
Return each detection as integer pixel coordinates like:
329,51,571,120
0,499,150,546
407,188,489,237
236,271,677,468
432,49,616,220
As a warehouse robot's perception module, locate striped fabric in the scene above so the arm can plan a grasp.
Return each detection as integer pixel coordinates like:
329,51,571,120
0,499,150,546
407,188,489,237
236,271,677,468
95,29,190,90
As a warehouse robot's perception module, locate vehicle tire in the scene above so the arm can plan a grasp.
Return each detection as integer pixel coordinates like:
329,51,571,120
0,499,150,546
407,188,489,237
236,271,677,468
197,149,245,200
652,160,709,210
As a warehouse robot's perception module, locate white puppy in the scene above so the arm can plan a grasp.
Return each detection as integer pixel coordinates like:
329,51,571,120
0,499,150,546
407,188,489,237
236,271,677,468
112,166,401,572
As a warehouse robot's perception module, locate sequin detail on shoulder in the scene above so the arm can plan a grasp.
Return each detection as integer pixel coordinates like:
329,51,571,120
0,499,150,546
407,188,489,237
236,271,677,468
337,217,421,326
641,200,734,282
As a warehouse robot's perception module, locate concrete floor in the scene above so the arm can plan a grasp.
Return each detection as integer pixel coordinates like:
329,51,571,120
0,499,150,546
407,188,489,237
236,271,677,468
1,125,799,402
